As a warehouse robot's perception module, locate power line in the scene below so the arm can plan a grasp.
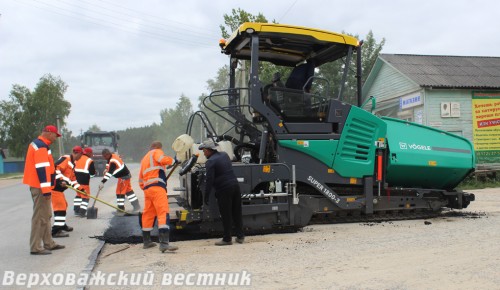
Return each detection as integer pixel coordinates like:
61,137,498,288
17,0,215,47
39,0,214,46
278,0,299,23
54,0,218,41
90,0,221,38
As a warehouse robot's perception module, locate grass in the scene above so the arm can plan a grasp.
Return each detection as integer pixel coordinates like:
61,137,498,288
457,175,500,190
0,173,23,179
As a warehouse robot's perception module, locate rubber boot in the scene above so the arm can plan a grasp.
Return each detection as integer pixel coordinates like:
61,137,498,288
142,231,157,249
73,196,82,215
131,199,141,212
158,228,178,252
114,204,126,217
79,198,89,217
78,208,87,218
52,226,69,238
126,191,140,212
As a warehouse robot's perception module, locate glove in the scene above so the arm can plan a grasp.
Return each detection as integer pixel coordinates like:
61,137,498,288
174,156,181,164
98,182,105,190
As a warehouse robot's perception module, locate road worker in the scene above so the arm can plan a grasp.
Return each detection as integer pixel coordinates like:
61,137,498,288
199,139,245,246
23,125,65,255
98,149,141,214
51,146,83,237
138,141,179,252
74,147,96,217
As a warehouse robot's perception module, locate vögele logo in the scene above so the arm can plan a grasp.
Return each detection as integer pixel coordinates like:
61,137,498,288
408,144,431,150
399,142,431,151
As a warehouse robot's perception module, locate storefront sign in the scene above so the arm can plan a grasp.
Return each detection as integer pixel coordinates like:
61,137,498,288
472,91,500,163
400,93,423,110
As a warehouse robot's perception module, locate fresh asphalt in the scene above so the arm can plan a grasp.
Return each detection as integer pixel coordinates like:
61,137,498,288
0,164,142,289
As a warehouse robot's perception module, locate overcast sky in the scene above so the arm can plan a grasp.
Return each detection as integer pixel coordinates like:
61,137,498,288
1,0,499,135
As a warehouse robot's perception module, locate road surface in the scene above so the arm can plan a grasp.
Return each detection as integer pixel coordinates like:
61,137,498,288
0,164,141,289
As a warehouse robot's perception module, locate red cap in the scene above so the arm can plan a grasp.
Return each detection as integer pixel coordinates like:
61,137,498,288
83,147,93,155
72,146,83,153
43,125,61,137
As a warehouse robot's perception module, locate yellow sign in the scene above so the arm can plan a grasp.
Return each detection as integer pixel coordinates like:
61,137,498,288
263,165,271,173
472,91,500,163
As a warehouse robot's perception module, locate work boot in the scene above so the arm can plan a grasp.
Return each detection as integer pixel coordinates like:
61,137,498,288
215,239,233,246
52,231,69,238
44,244,65,251
131,200,141,212
52,226,69,238
30,249,52,255
62,224,73,232
142,231,157,249
77,208,87,218
158,228,178,252
114,204,126,216
73,196,82,215
235,237,245,244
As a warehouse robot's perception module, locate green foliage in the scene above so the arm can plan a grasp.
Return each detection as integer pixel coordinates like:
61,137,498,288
457,172,500,190
220,8,270,39
116,96,194,162
205,65,230,94
117,124,161,162
316,31,385,105
0,74,71,157
0,173,23,179
219,9,282,88
87,124,102,132
60,127,80,154
158,95,194,156
361,31,386,82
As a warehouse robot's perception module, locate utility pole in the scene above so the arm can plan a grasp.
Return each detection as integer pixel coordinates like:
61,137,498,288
56,116,63,156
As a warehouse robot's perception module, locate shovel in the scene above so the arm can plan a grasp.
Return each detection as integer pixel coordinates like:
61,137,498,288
86,188,102,219
66,185,138,217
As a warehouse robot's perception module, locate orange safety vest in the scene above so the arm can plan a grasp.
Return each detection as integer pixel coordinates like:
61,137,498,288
75,155,96,185
53,155,80,191
139,149,175,190
103,153,128,181
23,135,55,195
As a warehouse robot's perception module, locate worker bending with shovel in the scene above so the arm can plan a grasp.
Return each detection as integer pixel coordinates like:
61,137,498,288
138,141,179,252
52,146,84,237
98,149,141,215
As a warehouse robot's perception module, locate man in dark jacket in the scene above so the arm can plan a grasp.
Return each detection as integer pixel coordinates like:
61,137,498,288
199,139,244,246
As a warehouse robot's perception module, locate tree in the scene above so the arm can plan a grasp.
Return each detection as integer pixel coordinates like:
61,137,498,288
220,8,269,39
87,124,102,132
158,95,194,155
0,74,71,157
61,127,80,153
219,9,286,85
316,31,385,105
117,124,160,162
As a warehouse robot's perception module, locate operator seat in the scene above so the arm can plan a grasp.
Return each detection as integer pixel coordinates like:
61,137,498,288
285,61,315,92
283,61,315,119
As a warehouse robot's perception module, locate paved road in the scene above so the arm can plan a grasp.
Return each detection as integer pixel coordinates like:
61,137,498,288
0,164,141,289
